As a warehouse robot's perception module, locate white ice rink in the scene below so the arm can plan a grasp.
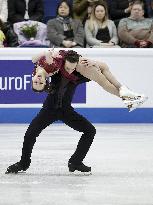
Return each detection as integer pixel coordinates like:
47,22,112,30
0,124,153,205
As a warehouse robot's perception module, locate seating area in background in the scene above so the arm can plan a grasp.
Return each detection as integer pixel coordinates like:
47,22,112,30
0,0,153,48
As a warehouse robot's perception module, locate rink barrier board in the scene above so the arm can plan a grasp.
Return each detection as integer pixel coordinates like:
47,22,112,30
0,48,153,123
0,108,152,123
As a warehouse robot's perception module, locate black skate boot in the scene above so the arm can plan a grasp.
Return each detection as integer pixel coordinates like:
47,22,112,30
68,162,91,173
5,160,30,174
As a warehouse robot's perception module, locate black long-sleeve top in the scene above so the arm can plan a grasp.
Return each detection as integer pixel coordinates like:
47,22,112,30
110,0,130,20
43,71,90,110
8,0,44,24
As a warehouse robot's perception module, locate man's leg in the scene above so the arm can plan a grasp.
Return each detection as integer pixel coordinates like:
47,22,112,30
62,109,96,172
6,108,56,173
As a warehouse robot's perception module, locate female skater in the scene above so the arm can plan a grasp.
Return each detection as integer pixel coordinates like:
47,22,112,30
32,49,147,111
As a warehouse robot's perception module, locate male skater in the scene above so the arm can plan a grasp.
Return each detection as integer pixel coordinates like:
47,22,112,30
6,51,95,174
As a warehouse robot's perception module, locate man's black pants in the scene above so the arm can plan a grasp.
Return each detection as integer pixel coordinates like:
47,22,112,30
21,107,96,165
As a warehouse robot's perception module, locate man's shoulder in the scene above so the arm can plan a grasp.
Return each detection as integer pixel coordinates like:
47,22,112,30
73,70,82,77
74,71,90,83
120,18,129,23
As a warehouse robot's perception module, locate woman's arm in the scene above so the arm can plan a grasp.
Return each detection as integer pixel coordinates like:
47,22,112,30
109,20,119,45
73,20,84,47
118,18,137,45
47,19,66,47
32,49,60,64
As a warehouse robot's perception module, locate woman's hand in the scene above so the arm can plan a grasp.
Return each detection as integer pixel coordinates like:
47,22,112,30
71,41,77,47
108,41,115,46
62,40,73,48
99,42,113,47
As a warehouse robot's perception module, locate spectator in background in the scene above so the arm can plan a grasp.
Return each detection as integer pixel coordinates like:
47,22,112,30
85,2,119,47
47,0,84,48
0,18,19,47
0,0,8,22
118,0,153,47
73,0,100,24
109,0,134,26
8,0,44,24
43,0,73,23
144,0,153,17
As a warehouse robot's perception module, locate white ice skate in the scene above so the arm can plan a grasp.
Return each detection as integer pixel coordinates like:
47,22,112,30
122,95,148,112
119,85,148,111
119,85,143,100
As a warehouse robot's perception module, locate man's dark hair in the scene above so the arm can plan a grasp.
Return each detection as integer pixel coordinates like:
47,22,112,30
65,50,80,63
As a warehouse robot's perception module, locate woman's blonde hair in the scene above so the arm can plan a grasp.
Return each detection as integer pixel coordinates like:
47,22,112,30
88,1,109,32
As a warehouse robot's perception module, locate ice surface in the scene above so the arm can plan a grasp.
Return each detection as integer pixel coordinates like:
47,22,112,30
0,124,153,205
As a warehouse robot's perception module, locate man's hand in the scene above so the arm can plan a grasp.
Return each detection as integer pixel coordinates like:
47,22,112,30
80,58,96,68
99,42,114,47
139,40,149,48
135,40,151,48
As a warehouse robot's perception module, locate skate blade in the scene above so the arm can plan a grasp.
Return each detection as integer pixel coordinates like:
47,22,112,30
123,95,146,101
5,171,18,174
127,96,148,112
69,171,92,176
5,170,26,174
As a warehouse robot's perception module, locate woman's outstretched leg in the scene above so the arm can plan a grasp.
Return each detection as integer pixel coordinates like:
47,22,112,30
77,63,120,97
97,61,148,111
90,66,121,97
77,59,148,111
97,62,122,89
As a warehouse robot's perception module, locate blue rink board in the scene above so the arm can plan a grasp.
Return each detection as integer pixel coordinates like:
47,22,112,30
0,108,153,123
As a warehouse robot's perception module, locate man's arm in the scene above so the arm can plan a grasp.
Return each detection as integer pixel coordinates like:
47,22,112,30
110,0,129,19
75,72,91,84
118,18,138,45
30,0,44,22
47,20,66,47
8,0,24,23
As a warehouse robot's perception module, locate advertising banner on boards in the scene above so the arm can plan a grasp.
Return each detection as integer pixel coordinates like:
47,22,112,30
0,60,86,104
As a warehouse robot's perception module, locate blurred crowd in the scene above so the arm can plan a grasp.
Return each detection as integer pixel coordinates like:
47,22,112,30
0,0,153,48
